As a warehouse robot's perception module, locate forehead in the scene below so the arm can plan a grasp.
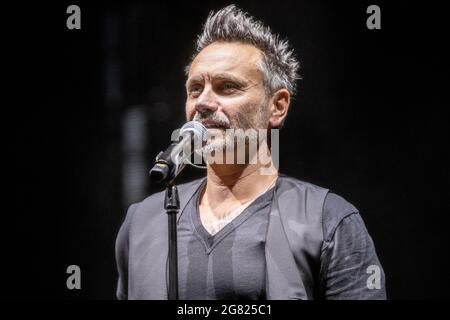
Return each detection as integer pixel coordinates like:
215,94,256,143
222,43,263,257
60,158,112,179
188,41,264,82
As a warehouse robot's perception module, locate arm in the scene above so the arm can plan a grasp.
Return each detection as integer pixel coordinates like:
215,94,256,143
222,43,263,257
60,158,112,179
115,203,139,300
319,194,386,299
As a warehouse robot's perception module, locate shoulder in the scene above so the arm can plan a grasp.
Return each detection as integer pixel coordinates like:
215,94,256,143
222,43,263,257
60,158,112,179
277,174,362,241
322,192,361,242
276,174,329,209
276,174,329,227
123,177,205,223
277,174,329,193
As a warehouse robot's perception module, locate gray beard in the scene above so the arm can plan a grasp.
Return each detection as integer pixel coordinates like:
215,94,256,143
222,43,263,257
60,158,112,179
192,97,270,162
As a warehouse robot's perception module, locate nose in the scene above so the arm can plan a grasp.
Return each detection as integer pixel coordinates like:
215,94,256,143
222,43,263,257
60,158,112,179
194,87,219,115
195,102,218,116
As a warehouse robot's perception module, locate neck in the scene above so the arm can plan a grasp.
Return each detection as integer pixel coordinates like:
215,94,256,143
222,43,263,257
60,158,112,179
201,159,278,207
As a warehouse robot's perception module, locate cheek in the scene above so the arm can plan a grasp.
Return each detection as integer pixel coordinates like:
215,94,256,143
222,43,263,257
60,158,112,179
231,95,262,115
232,96,267,127
221,95,251,113
185,102,195,120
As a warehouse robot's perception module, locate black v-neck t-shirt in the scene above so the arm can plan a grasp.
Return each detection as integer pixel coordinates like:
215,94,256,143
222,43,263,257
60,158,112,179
177,181,275,300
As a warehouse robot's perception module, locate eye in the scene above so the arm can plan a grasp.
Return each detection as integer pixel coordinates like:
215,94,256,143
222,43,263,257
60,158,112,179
188,84,203,97
220,82,238,93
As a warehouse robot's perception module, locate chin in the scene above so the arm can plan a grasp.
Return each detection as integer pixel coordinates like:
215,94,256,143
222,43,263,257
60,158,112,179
197,138,237,164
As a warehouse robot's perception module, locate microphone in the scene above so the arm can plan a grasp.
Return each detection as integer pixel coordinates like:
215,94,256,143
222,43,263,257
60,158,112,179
149,121,207,183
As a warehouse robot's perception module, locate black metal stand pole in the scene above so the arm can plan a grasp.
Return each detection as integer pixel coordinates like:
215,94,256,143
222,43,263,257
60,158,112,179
164,183,180,300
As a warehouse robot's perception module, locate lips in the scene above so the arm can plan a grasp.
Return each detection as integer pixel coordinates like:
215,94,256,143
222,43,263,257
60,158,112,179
201,120,228,129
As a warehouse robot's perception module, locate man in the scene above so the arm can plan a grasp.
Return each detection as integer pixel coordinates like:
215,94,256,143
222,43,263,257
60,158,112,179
115,5,386,300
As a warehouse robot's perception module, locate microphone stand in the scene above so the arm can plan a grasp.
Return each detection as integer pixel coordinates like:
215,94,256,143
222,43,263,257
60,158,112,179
164,183,179,300
150,146,184,300
149,122,207,300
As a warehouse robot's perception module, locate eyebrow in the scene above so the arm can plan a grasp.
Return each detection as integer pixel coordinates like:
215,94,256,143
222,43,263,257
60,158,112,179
186,72,249,88
214,73,248,85
185,76,203,87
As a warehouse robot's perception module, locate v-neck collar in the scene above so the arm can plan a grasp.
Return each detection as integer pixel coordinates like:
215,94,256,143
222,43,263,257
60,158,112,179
190,180,275,254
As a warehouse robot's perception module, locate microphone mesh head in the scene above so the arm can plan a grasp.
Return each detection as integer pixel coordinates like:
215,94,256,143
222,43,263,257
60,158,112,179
180,121,207,144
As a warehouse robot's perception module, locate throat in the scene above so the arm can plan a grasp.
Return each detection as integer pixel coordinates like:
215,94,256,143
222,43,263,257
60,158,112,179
198,176,277,235
199,200,254,236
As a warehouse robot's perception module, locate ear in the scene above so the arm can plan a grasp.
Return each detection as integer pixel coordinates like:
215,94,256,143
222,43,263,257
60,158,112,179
268,89,290,129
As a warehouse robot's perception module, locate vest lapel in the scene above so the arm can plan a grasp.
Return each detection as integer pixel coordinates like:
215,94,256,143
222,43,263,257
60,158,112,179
265,176,329,300
265,178,308,299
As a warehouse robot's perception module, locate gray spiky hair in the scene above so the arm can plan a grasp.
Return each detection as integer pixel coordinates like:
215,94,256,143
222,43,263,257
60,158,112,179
185,4,300,96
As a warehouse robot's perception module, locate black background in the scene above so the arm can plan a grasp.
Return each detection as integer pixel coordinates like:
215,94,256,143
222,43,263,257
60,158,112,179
3,0,449,299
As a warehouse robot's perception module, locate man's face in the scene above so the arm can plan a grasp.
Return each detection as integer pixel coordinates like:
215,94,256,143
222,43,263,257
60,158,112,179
185,42,270,153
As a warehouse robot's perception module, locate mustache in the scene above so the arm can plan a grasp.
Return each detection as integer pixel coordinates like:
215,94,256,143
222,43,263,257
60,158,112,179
193,112,231,128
